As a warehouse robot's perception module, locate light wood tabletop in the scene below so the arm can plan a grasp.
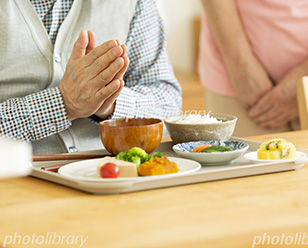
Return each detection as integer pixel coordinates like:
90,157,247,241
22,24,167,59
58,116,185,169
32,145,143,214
1,130,308,248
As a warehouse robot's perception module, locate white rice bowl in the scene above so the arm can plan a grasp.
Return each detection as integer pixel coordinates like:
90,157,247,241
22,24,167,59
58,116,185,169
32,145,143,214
164,113,237,143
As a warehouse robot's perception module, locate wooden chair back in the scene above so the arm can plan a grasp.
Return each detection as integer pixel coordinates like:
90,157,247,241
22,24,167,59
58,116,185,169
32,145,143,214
297,76,308,130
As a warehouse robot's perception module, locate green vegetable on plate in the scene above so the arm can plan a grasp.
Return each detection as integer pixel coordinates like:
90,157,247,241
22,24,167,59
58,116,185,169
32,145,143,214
150,152,164,160
201,145,232,153
115,147,164,168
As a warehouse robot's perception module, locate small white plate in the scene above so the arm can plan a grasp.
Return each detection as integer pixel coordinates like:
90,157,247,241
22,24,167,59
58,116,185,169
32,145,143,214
172,140,249,165
58,157,201,182
244,151,308,163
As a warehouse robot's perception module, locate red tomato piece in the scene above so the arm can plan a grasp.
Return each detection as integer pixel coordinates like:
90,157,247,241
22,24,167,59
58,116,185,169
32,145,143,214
100,162,120,178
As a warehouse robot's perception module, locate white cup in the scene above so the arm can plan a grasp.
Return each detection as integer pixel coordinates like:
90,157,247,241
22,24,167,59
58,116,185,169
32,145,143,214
0,137,32,179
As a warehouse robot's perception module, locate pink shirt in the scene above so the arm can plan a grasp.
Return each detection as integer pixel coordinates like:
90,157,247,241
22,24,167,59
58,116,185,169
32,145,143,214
198,0,308,96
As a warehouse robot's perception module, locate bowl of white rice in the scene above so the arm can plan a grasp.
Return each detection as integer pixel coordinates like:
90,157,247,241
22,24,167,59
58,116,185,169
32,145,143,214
164,113,237,143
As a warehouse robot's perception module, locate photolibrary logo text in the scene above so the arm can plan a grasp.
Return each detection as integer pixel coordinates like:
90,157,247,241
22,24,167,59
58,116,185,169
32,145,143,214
252,232,308,247
2,232,88,247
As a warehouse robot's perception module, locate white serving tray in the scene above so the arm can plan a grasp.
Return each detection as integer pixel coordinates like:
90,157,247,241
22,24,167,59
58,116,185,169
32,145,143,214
30,137,307,194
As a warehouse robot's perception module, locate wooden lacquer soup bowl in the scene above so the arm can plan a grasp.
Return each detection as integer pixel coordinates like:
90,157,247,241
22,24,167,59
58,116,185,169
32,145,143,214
99,118,163,155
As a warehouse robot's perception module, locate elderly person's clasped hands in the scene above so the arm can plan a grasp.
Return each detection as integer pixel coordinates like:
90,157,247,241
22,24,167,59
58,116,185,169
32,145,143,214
59,29,130,121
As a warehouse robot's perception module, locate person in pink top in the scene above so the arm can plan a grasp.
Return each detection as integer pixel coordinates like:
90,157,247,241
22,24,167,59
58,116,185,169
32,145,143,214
198,0,308,136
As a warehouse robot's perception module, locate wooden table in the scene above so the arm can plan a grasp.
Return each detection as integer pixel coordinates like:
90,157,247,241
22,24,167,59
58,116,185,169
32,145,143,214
1,130,308,248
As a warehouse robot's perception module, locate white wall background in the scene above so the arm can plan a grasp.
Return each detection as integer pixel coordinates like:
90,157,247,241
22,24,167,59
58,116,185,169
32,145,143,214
157,0,203,72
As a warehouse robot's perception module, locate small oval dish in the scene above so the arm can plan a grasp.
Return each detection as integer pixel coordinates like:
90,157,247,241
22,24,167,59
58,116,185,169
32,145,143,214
172,140,249,165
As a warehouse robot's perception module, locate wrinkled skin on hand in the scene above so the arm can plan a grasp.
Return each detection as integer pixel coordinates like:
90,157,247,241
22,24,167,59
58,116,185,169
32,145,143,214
227,56,274,109
248,65,302,128
59,30,129,121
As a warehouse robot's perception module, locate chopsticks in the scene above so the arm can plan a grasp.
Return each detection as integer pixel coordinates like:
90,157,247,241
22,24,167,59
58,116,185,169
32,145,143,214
41,163,69,172
33,153,107,161
33,153,108,172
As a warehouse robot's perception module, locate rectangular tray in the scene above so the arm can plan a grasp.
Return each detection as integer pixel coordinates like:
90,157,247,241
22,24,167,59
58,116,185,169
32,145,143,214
30,137,307,194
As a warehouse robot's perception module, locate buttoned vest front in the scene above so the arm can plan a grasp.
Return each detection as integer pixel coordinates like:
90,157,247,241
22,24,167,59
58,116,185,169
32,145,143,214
0,0,137,154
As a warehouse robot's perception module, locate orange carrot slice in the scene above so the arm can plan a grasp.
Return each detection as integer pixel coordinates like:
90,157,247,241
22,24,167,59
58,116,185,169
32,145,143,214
191,144,212,152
